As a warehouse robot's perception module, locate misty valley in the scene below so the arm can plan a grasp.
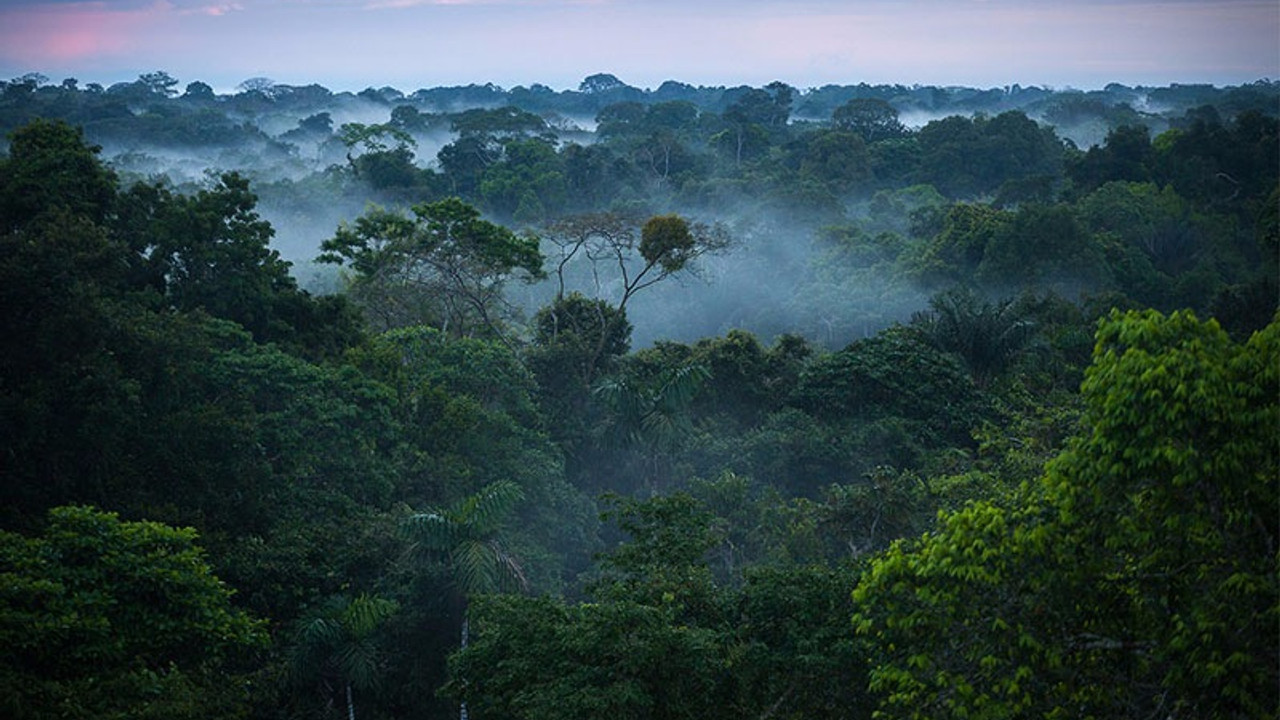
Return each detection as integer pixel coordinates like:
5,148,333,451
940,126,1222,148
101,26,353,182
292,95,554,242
0,72,1276,719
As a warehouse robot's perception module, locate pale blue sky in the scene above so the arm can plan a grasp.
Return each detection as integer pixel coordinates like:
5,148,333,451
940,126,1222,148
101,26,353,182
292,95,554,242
1,0,1276,92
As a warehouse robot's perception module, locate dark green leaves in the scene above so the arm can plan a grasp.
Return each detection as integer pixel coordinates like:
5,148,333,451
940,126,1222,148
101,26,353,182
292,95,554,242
0,506,266,719
319,197,543,338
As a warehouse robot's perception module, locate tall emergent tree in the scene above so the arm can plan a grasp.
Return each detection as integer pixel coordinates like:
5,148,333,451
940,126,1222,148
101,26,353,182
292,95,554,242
319,197,544,341
535,211,729,393
544,212,731,313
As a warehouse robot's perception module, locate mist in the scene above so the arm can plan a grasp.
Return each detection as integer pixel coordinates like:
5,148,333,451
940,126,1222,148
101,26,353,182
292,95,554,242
10,73,1273,352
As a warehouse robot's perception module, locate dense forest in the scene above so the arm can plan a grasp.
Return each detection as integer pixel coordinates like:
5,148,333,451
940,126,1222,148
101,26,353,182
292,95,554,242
0,71,1277,719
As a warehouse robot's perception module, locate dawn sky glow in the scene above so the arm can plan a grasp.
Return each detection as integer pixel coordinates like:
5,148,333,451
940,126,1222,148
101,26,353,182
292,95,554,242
1,0,1277,92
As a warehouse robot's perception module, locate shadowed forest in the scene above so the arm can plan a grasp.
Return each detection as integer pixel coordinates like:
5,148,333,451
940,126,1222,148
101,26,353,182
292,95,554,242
0,71,1277,719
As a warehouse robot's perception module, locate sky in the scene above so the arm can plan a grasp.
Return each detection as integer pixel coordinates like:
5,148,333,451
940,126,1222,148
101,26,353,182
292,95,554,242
1,0,1277,93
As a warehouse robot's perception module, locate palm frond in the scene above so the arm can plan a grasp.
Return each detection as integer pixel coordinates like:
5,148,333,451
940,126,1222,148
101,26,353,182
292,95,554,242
342,593,399,638
462,480,524,535
491,540,530,593
403,509,460,552
656,363,710,411
453,538,501,596
337,637,384,693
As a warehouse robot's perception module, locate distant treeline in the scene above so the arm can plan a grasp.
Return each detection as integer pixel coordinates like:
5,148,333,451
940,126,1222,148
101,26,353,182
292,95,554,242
5,70,1278,127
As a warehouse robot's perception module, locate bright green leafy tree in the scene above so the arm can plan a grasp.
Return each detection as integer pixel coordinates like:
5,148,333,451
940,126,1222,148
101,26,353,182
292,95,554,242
854,310,1278,719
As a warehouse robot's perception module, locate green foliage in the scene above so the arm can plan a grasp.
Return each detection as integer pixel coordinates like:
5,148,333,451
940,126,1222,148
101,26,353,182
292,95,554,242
338,121,416,157
478,136,568,223
904,202,1011,287
978,203,1108,290
447,594,721,720
0,506,266,719
445,491,872,720
404,480,528,597
0,118,117,230
855,310,1279,718
792,326,986,447
593,361,712,494
640,214,698,271
914,111,1065,199
526,293,632,452
287,593,399,718
117,172,307,339
319,197,544,338
2,82,1275,720
832,97,907,143
1066,124,1154,195
910,286,1040,387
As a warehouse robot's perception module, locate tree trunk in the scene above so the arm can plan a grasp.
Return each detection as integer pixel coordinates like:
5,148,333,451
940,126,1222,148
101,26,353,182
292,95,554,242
459,613,470,720
346,683,355,720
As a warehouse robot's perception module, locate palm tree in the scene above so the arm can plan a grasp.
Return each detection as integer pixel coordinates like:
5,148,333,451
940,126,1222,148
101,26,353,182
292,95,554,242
288,593,399,720
403,480,527,720
594,363,710,494
912,287,1039,387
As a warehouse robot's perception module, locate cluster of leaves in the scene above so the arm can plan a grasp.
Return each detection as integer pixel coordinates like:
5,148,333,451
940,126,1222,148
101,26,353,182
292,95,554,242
0,506,266,720
441,307,1276,720
853,310,1278,718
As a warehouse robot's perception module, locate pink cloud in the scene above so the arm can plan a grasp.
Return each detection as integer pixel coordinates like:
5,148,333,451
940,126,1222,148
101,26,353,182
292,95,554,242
0,4,151,64
0,1,243,68
195,3,246,16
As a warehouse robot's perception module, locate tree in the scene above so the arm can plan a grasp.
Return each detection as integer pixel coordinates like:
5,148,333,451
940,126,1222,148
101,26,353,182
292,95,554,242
443,492,872,720
445,594,721,720
0,118,117,231
526,293,633,454
477,136,567,222
319,197,544,341
442,491,724,720
831,97,907,143
1067,124,1153,195
182,81,215,100
718,88,783,164
792,326,986,448
403,481,528,720
337,121,417,177
404,480,528,607
593,362,711,494
910,286,1040,387
791,128,872,195
0,506,266,719
236,76,277,96
978,202,1107,290
547,212,729,312
138,70,179,98
450,106,552,141
539,210,729,369
854,310,1279,718
915,112,1065,198
904,202,1011,287
579,73,628,94
288,593,399,720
